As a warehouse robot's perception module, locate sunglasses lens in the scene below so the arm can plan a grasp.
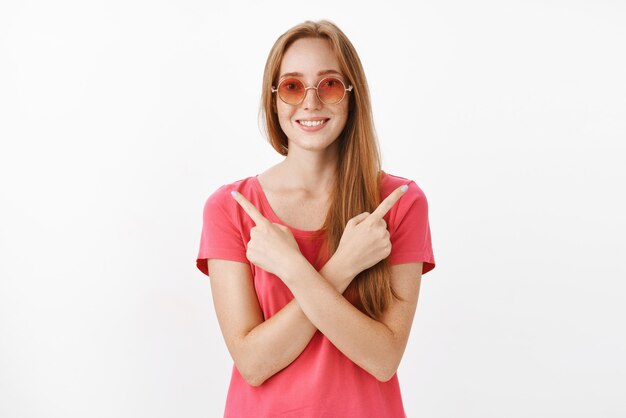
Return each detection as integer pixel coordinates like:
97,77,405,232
318,77,346,104
278,78,305,104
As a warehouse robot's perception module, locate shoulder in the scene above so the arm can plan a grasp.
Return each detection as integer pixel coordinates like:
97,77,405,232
379,170,430,233
203,175,258,215
380,170,428,204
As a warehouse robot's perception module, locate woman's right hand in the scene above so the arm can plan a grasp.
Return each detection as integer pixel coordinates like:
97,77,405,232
333,184,408,277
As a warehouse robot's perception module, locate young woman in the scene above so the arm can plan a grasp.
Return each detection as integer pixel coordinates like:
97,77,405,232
196,20,436,418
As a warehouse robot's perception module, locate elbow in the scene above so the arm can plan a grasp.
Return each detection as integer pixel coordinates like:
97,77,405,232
374,340,402,382
243,374,265,387
374,367,397,383
231,338,271,387
372,358,400,382
234,355,269,387
236,363,267,387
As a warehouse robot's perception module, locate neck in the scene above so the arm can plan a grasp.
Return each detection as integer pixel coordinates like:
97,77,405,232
279,144,338,197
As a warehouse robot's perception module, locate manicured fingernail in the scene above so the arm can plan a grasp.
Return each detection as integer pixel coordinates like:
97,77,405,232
400,185,408,192
230,191,238,198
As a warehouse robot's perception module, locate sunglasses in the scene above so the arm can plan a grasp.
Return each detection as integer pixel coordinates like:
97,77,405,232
271,77,353,105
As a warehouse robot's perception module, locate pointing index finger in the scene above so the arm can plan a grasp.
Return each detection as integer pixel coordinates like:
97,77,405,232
230,190,268,225
369,184,409,220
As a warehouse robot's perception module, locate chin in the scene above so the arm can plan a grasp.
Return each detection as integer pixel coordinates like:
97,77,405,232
288,135,338,151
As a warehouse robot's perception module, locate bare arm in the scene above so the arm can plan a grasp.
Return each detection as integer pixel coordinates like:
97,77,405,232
281,258,423,382
208,254,355,387
217,183,417,384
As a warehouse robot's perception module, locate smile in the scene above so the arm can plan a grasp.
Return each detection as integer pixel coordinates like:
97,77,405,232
297,119,329,127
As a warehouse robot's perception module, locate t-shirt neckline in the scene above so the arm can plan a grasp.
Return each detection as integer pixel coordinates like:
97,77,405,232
251,175,326,238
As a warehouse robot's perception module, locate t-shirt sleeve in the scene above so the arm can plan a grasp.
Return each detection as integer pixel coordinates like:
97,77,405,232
387,181,436,275
196,186,249,276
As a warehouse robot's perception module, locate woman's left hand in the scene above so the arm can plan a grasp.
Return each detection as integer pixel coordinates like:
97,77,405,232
230,190,303,278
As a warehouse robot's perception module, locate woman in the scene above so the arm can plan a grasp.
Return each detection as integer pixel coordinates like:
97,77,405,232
196,19,436,418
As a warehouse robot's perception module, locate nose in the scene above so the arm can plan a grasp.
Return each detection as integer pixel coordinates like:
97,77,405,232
301,86,322,110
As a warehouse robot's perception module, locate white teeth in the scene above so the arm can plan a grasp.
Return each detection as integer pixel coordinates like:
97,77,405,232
298,119,327,127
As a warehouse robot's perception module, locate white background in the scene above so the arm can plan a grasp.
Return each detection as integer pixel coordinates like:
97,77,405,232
1,1,625,417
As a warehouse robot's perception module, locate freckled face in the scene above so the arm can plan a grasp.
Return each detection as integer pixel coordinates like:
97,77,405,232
276,37,350,153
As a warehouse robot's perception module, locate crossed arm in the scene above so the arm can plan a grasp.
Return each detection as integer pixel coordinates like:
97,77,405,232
208,255,422,386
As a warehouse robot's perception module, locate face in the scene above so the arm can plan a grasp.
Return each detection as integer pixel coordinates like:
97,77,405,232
275,37,350,153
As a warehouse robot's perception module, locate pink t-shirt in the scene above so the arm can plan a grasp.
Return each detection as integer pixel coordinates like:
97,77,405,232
196,170,435,418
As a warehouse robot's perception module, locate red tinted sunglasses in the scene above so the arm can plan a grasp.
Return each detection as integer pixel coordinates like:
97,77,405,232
271,77,353,105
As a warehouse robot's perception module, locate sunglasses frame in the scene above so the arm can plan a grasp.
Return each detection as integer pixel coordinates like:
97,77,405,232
271,76,354,105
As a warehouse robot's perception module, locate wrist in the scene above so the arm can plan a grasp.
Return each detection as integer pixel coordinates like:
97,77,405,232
323,252,356,292
280,252,311,285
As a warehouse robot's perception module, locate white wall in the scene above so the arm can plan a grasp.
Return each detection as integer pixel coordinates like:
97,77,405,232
1,1,625,417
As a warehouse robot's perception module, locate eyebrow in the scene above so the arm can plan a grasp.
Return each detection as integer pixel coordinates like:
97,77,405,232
279,69,343,79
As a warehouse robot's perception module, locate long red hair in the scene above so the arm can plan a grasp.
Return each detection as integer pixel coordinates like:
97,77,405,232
259,20,401,319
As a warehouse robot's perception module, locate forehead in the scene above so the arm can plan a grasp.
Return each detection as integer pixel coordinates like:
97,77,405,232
279,38,341,77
